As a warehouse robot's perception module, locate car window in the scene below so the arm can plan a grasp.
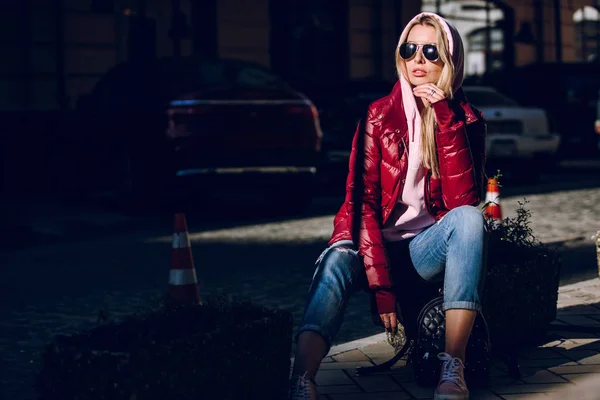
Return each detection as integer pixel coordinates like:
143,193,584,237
87,59,293,107
234,66,290,91
163,62,229,98
237,67,279,87
180,62,228,86
464,89,520,107
164,61,289,95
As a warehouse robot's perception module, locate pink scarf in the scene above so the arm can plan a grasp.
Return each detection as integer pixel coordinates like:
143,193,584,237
397,12,465,144
382,13,466,241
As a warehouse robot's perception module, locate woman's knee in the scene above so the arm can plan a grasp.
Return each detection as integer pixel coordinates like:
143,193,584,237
313,246,362,286
447,206,486,239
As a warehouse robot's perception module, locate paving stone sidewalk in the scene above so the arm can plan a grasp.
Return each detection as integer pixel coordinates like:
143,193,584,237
311,278,600,399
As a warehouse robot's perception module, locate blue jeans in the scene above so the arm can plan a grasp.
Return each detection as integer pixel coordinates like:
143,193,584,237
297,205,488,351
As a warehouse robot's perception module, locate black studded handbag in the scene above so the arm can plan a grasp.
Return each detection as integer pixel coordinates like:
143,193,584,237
411,295,491,387
355,242,496,384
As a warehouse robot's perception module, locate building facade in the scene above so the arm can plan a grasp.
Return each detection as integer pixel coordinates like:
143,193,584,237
2,0,597,111
0,0,423,111
423,0,600,76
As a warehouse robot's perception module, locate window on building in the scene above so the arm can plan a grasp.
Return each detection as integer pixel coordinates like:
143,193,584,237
573,6,600,62
467,27,505,75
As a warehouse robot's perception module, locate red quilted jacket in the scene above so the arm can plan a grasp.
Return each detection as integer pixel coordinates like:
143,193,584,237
328,81,487,313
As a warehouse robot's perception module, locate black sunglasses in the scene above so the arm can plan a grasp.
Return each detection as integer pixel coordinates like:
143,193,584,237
399,42,440,62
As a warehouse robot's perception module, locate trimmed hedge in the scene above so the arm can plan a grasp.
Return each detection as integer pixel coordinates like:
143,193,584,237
36,300,293,400
483,235,561,345
482,201,561,346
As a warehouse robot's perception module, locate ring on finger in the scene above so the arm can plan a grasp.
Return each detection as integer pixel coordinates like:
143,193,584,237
429,88,435,96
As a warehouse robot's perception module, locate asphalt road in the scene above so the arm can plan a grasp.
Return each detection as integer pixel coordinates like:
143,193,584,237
1,159,599,399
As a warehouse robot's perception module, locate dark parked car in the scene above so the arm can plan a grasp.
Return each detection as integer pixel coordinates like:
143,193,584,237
299,80,394,186
74,57,322,212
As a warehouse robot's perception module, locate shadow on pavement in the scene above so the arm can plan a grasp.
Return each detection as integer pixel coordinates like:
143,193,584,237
489,301,600,396
557,240,599,286
1,188,598,398
0,234,379,400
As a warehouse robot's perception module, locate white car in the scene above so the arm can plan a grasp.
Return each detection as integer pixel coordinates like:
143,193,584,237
463,86,561,171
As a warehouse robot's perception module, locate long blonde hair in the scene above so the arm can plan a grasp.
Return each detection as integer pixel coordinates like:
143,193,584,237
396,15,455,178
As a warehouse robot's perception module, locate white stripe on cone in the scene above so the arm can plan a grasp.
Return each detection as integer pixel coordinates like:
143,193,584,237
172,232,191,249
169,268,198,286
485,191,499,204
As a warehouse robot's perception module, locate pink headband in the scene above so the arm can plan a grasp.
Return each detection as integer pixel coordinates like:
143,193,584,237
403,12,454,56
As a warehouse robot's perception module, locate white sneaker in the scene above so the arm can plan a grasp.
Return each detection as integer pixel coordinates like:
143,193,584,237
434,352,469,400
288,372,318,400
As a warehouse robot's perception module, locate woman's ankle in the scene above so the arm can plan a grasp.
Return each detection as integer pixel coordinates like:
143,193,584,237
443,350,465,363
292,331,328,378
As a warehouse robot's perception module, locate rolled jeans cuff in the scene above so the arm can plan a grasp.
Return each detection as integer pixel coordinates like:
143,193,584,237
295,324,333,354
443,301,481,312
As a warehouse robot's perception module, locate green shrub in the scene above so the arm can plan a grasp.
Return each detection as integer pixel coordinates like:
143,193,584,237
36,298,293,400
482,194,561,346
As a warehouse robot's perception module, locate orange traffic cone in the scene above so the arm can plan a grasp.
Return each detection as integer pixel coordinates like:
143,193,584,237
167,213,201,306
483,178,503,221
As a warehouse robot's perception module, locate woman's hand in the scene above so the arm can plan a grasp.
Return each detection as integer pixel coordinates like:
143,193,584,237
380,312,398,334
413,83,447,105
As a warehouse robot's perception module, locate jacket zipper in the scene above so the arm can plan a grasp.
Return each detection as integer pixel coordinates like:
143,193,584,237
384,137,407,225
424,169,433,217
